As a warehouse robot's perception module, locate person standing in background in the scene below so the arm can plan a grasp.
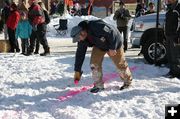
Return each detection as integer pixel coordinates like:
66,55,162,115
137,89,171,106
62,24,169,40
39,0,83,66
145,2,155,15
81,4,88,16
49,1,57,15
27,0,50,56
16,12,32,55
165,0,180,78
18,0,28,15
6,3,20,53
34,1,50,54
113,1,131,52
1,0,11,40
135,0,146,17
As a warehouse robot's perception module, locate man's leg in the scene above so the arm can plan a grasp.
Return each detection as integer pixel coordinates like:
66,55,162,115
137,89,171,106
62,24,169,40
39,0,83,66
37,24,50,56
27,30,36,55
21,39,25,54
25,39,29,54
90,47,106,92
14,37,20,52
166,37,172,70
122,26,128,52
110,48,132,89
117,27,123,34
4,24,8,40
168,36,180,77
34,38,40,54
7,28,14,52
163,36,178,78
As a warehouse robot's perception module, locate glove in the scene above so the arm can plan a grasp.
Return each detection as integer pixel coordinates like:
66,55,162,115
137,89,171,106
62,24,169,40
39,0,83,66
74,71,82,85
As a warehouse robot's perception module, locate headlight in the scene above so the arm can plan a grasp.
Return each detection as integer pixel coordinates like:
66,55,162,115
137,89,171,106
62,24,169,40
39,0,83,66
134,21,144,31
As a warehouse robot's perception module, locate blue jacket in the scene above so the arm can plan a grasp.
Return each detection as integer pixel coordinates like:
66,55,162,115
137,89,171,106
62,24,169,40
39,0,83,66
74,20,123,72
16,20,32,39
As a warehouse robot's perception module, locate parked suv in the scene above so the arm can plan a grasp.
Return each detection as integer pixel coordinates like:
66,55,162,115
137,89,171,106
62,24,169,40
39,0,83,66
130,12,167,64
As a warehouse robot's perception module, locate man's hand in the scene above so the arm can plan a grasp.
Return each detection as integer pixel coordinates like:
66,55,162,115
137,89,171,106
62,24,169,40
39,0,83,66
107,50,117,56
74,71,82,85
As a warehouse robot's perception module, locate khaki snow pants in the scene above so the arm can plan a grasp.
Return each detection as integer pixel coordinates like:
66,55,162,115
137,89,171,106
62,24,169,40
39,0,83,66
90,47,132,88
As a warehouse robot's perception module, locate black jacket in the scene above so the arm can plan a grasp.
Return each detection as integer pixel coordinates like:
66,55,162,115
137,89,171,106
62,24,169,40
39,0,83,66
74,20,123,72
1,6,10,23
165,1,180,36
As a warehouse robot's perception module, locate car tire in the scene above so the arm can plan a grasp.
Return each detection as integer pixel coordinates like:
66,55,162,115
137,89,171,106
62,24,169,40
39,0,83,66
142,39,167,64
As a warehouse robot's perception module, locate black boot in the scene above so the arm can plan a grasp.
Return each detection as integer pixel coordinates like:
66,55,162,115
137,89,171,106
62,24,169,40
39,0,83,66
90,86,104,93
163,71,180,78
40,47,50,56
16,48,20,53
34,50,39,54
120,83,131,90
25,48,33,56
120,80,132,90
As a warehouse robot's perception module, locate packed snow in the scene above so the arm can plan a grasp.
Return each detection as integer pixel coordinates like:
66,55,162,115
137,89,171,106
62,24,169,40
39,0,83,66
0,14,179,119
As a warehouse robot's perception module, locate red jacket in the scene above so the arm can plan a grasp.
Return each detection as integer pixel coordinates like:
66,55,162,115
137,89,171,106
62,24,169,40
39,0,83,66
28,3,45,25
6,10,20,30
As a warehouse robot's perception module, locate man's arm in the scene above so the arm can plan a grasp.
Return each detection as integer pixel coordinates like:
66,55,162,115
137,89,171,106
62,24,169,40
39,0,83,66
113,10,120,20
74,41,88,72
123,9,131,21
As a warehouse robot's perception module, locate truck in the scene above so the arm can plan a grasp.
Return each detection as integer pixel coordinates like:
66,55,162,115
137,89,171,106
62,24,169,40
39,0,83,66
130,12,167,64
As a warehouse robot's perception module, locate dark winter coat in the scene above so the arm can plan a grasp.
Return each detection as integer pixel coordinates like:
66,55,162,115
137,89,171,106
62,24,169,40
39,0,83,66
113,8,131,27
74,20,123,72
165,0,180,36
1,6,10,23
43,10,50,24
28,3,45,25
165,1,180,77
50,2,57,15
6,10,20,30
135,4,144,17
81,8,88,16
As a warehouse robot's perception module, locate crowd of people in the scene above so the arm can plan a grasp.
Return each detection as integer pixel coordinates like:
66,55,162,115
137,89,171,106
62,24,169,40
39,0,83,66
0,0,50,56
113,1,131,52
0,0,94,56
69,2,93,16
51,0,93,16
135,0,156,17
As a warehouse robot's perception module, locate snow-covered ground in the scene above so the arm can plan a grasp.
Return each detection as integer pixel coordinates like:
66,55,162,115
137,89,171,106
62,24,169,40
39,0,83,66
0,14,180,119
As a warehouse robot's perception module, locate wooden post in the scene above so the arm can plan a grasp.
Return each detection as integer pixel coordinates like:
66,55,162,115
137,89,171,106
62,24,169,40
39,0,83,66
106,7,108,16
88,0,94,15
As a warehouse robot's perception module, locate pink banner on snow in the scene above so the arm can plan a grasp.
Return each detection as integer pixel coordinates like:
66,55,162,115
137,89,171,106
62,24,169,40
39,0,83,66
58,66,139,101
